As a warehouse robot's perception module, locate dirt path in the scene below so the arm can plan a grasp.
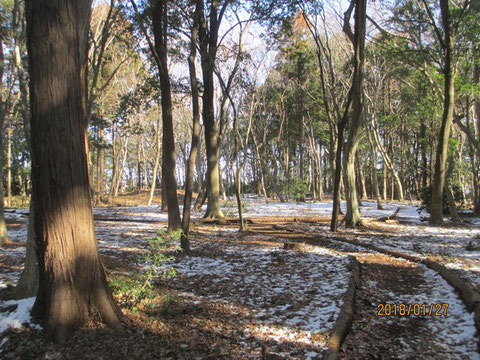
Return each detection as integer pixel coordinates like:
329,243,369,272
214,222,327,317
340,253,478,359
248,221,480,359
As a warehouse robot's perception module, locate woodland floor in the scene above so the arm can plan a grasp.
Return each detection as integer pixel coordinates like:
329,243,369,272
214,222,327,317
1,192,480,359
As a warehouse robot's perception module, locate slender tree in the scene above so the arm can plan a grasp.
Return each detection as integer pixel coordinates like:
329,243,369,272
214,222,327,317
182,1,201,252
0,32,10,246
152,0,181,230
342,0,367,228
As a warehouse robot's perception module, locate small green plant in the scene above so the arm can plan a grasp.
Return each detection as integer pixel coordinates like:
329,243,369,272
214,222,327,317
157,293,185,318
142,230,182,290
110,230,181,308
109,275,155,308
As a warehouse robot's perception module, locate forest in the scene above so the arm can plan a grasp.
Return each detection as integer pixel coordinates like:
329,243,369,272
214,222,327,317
0,0,480,359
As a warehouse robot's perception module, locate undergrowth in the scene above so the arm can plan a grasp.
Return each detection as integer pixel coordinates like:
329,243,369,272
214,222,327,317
109,230,182,310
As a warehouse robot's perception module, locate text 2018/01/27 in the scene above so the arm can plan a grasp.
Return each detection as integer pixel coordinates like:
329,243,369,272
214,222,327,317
377,303,449,317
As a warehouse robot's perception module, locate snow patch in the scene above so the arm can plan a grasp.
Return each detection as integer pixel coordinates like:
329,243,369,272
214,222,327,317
0,297,42,335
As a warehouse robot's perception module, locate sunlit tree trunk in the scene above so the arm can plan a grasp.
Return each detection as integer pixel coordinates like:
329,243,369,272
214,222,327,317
27,0,124,342
197,0,225,218
430,0,456,225
153,0,181,230
342,0,367,228
148,111,161,207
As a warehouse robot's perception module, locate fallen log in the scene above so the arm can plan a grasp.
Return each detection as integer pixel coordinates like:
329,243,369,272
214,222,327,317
378,207,402,222
323,257,360,360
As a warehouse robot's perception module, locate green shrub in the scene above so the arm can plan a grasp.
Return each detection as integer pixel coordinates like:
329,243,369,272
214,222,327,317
109,230,181,308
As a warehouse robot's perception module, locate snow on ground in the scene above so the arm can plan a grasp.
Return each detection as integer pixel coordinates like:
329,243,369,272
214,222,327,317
330,201,480,289
94,206,169,222
0,297,41,335
378,263,479,359
2,197,480,354
230,196,480,291
160,238,352,356
223,197,423,220
421,265,479,359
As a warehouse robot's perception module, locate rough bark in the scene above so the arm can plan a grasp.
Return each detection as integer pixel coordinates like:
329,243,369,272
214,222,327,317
26,0,124,342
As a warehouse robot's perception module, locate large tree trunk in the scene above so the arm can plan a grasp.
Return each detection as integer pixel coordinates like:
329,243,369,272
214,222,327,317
26,0,124,343
430,0,455,225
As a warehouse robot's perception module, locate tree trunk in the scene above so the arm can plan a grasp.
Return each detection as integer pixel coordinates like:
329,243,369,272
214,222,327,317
342,0,367,228
96,125,104,203
420,120,428,189
371,118,404,201
193,180,207,211
161,172,168,211
430,0,455,225
197,0,224,219
181,4,201,252
152,0,181,230
356,150,367,200
107,122,117,203
367,131,384,210
12,201,38,299
114,135,129,196
136,137,142,192
7,117,12,207
148,112,162,207
26,0,124,342
0,38,10,245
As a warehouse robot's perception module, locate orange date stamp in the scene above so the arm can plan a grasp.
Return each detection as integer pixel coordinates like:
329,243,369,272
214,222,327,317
376,303,449,316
